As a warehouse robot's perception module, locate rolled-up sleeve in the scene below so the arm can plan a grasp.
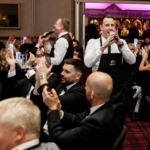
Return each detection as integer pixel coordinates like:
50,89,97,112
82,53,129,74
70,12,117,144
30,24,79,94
84,39,102,68
120,40,136,65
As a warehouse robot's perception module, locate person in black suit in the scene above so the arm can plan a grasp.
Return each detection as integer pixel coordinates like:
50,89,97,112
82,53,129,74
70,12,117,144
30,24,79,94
34,58,90,142
6,52,60,137
6,52,59,99
0,97,60,150
36,58,90,114
42,71,122,150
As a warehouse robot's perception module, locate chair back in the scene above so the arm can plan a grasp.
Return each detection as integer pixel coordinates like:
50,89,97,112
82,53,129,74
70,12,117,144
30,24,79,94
111,125,127,150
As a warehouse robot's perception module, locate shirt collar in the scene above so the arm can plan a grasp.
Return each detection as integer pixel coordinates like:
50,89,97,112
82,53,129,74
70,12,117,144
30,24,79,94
65,82,77,90
11,139,39,150
89,103,104,115
58,32,68,38
101,35,107,41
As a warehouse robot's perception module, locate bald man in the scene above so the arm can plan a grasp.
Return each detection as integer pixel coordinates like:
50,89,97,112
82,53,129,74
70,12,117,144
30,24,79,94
42,72,121,150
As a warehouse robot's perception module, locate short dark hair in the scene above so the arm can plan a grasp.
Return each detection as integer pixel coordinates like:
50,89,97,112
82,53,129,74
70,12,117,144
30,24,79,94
74,45,84,60
64,58,85,73
72,39,80,45
101,14,115,24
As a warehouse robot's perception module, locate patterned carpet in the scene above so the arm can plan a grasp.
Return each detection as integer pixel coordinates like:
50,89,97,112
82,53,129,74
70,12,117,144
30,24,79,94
122,115,150,150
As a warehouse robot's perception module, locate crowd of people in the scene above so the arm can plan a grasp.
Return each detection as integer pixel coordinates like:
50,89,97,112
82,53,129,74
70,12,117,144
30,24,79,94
0,14,150,149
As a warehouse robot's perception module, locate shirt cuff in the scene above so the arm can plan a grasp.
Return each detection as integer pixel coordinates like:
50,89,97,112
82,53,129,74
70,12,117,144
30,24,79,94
8,70,16,77
60,110,64,119
25,69,35,79
35,43,40,48
44,44,52,54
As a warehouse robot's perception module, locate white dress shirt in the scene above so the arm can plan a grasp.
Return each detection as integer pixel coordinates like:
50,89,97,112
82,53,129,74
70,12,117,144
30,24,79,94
86,103,104,118
44,32,69,65
11,139,39,150
84,36,136,72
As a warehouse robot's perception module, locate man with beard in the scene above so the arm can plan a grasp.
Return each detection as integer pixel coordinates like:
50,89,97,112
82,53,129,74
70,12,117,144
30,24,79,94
37,58,90,114
41,72,121,150
34,58,90,142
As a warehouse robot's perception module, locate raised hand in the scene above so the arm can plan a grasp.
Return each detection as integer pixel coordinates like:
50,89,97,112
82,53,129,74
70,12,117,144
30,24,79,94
5,52,16,72
141,49,148,60
25,52,35,67
5,52,16,66
35,56,53,77
42,86,59,110
42,32,51,41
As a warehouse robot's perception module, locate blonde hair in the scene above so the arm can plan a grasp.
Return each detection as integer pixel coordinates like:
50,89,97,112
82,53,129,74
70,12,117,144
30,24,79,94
0,97,41,137
60,17,70,31
0,49,10,70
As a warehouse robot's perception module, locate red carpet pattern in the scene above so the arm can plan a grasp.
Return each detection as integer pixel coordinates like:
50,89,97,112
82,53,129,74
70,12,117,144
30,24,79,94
122,115,150,150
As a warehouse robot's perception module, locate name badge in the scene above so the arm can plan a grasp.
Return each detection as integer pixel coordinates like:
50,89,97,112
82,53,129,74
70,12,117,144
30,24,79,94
109,60,116,66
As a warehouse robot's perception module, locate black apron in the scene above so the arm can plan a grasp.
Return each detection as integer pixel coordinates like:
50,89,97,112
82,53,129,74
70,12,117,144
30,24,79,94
98,38,125,86
98,38,126,125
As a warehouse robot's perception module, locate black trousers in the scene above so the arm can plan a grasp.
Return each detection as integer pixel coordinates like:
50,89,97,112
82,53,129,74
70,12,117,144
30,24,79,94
110,85,127,126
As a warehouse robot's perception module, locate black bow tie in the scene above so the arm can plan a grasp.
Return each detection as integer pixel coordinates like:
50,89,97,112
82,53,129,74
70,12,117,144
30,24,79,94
86,109,90,116
62,85,67,92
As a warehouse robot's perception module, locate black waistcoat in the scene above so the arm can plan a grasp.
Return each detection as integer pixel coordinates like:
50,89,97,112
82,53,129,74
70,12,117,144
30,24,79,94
50,33,73,76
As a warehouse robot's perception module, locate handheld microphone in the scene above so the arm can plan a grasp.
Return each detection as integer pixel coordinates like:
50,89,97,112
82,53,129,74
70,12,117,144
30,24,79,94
42,29,55,38
109,31,118,41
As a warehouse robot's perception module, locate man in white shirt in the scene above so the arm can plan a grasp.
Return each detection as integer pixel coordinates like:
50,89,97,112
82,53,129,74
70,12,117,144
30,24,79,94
34,17,74,76
84,14,136,125
0,97,60,150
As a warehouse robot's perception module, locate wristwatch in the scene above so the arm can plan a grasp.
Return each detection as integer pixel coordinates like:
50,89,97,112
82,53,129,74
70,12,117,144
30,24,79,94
118,42,124,48
39,74,46,79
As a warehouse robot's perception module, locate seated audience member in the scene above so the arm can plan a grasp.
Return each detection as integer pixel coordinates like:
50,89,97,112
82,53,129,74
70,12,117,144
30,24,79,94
36,58,90,114
127,43,142,84
32,36,38,44
140,37,150,48
73,45,84,60
19,36,36,54
72,39,80,47
139,49,150,101
42,72,121,150
127,43,142,121
133,49,150,121
0,97,60,150
128,43,139,55
6,52,59,99
5,33,19,57
33,58,89,142
0,45,10,71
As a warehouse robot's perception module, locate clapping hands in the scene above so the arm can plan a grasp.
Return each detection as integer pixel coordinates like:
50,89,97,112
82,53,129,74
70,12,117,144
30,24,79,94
42,86,61,110
35,56,53,79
